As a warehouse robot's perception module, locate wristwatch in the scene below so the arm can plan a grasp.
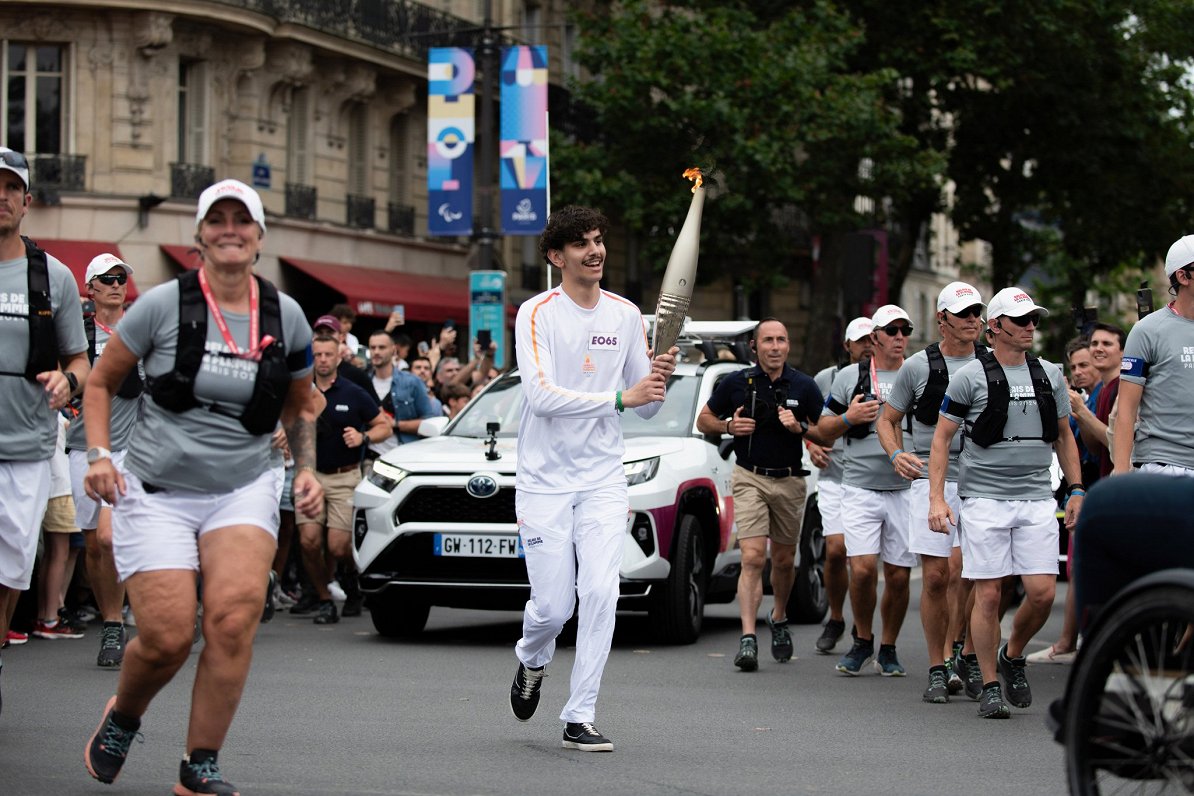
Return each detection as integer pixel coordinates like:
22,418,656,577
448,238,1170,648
86,446,112,464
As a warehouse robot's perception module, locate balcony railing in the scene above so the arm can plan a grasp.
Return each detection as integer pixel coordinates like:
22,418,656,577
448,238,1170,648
29,154,86,204
206,0,513,58
285,183,317,220
387,202,415,236
170,163,215,200
347,194,375,229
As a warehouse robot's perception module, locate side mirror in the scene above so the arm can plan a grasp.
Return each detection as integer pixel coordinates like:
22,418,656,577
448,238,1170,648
418,416,449,437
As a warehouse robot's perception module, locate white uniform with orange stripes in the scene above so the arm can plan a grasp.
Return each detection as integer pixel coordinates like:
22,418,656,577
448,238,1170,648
514,287,660,723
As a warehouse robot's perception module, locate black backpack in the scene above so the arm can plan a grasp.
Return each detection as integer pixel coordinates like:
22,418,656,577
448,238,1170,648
84,316,144,400
147,269,293,435
965,349,1059,448
0,237,58,381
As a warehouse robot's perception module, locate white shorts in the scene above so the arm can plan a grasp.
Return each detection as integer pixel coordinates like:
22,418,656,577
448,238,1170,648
1138,462,1194,478
112,468,282,581
818,479,844,536
840,484,916,567
69,448,129,530
907,479,961,558
0,460,51,590
958,497,1058,580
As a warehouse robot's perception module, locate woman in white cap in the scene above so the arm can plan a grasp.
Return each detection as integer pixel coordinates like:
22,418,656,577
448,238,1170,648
81,179,323,794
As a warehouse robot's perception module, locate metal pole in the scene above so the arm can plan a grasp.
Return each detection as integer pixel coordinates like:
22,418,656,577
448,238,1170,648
476,0,497,271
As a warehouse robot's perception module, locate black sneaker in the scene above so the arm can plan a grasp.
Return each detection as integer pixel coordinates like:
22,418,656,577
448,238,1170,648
962,653,983,701
85,696,142,784
510,663,546,721
815,618,846,654
998,643,1032,708
874,644,906,676
978,682,1011,719
734,634,759,671
289,593,319,615
923,666,949,704
313,600,339,625
562,722,614,752
768,617,793,663
341,593,364,618
261,571,276,624
175,749,239,795
97,622,125,669
58,606,90,634
835,632,874,676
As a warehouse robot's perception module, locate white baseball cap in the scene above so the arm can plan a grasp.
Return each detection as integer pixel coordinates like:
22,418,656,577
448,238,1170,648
0,146,29,191
196,179,266,233
1165,235,1194,278
84,253,134,282
937,281,985,314
870,304,912,328
843,317,874,342
986,287,1050,320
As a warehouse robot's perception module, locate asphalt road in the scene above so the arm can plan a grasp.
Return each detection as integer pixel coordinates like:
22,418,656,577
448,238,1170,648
1,577,1074,795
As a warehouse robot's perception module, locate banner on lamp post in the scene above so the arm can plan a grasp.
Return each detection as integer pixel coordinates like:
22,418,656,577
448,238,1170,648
427,47,475,236
499,46,548,236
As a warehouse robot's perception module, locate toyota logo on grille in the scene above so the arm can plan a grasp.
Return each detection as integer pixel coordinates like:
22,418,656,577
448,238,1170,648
466,473,499,499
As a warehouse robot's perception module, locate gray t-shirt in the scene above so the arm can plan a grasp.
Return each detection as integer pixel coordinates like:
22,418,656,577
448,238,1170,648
64,320,141,452
1120,306,1194,468
940,357,1071,500
814,364,845,483
118,279,313,493
886,348,975,482
0,253,87,461
822,361,909,491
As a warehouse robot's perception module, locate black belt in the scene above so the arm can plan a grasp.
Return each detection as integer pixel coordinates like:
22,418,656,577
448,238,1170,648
319,463,362,475
737,463,806,479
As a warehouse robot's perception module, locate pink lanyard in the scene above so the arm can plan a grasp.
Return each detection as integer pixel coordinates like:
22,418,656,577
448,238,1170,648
870,356,881,401
94,318,114,336
197,268,271,360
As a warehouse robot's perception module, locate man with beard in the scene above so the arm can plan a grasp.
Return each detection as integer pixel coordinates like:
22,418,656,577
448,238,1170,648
363,329,435,458
878,283,984,703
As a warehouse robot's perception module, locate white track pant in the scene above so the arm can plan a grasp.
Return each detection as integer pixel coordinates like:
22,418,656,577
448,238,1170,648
515,483,627,723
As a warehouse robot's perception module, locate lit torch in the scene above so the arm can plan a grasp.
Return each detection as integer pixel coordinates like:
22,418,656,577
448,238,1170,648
651,167,705,356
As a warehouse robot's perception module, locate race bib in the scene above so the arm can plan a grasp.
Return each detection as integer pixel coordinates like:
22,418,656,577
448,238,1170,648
588,332,620,351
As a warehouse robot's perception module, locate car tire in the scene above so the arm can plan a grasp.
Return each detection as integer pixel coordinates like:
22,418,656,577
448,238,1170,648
788,494,828,624
367,592,431,638
648,513,706,645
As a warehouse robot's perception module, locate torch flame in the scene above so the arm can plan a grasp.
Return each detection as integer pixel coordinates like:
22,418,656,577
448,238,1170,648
682,166,703,192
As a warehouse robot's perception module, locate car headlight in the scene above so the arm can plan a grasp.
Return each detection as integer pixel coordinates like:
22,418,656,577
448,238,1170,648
368,460,409,492
624,457,660,486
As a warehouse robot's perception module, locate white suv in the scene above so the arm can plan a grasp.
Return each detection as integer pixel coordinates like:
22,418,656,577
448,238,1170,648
352,321,828,643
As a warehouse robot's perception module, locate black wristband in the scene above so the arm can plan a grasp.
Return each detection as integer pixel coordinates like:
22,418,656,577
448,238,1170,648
65,371,79,395
1066,482,1086,496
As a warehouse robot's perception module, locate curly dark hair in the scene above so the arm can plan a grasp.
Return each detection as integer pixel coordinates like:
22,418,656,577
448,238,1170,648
538,205,609,264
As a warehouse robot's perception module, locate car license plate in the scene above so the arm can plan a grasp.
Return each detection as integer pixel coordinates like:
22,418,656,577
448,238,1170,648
433,533,524,558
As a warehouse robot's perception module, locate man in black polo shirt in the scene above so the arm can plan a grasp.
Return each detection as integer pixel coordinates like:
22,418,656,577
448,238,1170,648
294,335,390,624
697,318,828,671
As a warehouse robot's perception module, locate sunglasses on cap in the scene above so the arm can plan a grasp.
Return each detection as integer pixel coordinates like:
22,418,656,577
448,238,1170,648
879,324,913,337
0,150,28,169
947,305,983,319
1003,313,1042,328
92,273,128,286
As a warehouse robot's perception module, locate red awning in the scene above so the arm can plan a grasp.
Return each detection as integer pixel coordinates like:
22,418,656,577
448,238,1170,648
161,244,203,271
280,257,472,323
32,239,139,300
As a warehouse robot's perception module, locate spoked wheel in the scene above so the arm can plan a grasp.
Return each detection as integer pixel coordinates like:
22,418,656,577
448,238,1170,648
1064,585,1194,795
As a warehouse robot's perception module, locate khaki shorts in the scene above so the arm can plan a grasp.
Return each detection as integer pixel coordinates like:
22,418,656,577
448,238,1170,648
297,468,361,531
42,495,77,533
732,466,807,547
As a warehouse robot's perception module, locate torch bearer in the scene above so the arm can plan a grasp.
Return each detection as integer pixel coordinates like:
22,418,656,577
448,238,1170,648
651,167,705,356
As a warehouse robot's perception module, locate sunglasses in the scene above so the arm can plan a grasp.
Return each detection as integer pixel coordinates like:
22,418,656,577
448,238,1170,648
1003,313,1041,328
948,305,983,319
879,325,913,337
0,150,28,169
92,273,128,286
